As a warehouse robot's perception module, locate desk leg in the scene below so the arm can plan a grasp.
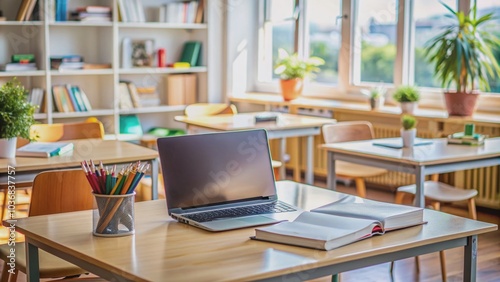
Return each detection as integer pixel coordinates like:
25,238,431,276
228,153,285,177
414,166,425,208
327,152,337,190
464,235,477,282
305,136,314,185
151,158,159,200
25,239,40,282
280,138,286,180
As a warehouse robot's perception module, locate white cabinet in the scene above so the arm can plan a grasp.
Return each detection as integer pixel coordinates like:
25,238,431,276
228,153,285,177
0,0,220,137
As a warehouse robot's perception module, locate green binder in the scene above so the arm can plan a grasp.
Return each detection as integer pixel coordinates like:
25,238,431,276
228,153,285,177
179,41,202,66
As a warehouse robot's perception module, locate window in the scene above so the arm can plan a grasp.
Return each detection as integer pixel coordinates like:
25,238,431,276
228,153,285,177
352,0,397,84
260,0,342,85
307,0,342,84
256,0,500,102
475,0,500,93
413,0,457,88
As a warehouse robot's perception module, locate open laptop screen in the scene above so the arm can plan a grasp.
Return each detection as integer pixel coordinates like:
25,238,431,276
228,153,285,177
157,129,277,211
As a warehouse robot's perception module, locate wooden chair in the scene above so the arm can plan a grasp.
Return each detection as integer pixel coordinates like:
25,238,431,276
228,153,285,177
0,169,96,281
2,121,105,221
322,121,387,197
391,180,478,282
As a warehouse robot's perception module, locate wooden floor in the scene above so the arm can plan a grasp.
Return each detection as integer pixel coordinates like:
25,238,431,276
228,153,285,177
0,177,498,282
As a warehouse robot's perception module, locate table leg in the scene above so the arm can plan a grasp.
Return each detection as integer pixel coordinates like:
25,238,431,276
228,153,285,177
464,235,477,282
151,158,159,200
280,138,286,180
25,239,40,282
327,152,337,190
305,136,314,185
415,166,425,208
292,138,301,182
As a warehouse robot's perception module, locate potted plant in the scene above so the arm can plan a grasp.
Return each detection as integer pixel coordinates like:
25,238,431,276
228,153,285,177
425,1,500,116
362,86,386,110
274,49,325,101
401,115,417,148
0,79,36,158
393,85,420,114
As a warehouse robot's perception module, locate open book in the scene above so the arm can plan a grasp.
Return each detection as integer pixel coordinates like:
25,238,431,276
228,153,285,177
254,195,424,251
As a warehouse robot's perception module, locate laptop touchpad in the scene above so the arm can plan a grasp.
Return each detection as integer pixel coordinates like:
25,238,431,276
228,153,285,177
204,216,280,231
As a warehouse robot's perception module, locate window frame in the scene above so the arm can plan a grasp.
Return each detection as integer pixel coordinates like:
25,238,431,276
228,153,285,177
254,0,500,111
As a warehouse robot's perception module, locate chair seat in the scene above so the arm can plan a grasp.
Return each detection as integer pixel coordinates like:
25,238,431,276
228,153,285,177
336,161,387,178
397,181,478,202
0,243,86,278
271,160,282,168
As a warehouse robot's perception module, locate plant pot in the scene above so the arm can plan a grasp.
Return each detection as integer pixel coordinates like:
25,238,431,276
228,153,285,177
280,78,303,101
370,97,385,110
400,102,417,114
0,137,17,158
400,128,416,148
443,91,479,117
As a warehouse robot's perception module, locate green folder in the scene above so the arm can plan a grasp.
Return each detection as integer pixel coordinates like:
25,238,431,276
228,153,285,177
179,41,202,66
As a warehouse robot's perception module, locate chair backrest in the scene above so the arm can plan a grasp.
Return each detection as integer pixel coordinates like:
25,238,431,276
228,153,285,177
30,121,105,142
29,169,95,216
184,103,238,117
322,121,375,144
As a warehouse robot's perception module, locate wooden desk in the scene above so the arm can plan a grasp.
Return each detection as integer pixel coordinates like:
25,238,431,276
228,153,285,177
10,181,497,281
321,137,500,208
0,139,160,200
175,112,335,184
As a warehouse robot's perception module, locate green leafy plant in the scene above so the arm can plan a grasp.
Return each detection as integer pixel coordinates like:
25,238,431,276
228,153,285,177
425,1,500,93
0,78,36,139
274,49,325,80
393,85,420,102
362,85,387,99
401,115,417,130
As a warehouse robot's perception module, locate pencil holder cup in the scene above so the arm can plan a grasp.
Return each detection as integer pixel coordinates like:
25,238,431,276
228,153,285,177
92,193,135,237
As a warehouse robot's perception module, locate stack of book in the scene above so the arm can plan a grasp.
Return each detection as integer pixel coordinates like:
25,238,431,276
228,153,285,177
50,55,84,70
0,54,37,71
70,6,112,22
447,132,486,146
52,84,92,113
136,85,160,107
16,141,74,158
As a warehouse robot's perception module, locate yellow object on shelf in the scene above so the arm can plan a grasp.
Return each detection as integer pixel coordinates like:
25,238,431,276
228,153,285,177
173,62,190,68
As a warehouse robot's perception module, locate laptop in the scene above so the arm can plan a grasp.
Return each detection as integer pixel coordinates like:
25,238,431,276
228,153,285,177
157,129,303,231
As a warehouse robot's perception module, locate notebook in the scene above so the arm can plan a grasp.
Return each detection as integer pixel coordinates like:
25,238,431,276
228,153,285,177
157,129,303,231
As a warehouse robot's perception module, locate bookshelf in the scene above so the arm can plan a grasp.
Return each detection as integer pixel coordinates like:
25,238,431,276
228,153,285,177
0,0,218,138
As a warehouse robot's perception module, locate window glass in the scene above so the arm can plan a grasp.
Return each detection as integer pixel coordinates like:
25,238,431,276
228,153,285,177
475,0,500,93
307,0,342,84
413,0,457,88
266,0,296,80
353,0,397,84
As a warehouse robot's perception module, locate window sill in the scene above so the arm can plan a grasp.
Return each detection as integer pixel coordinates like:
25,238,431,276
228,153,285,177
229,92,500,126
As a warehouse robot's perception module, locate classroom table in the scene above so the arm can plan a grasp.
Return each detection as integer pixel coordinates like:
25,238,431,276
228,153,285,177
321,137,500,208
9,181,497,281
175,112,335,184
0,139,160,200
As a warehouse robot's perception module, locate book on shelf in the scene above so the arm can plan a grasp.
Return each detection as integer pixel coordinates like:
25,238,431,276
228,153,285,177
27,88,45,113
165,74,197,106
117,0,145,22
253,195,425,251
160,1,200,23
55,0,68,21
0,63,37,72
16,142,74,158
51,55,84,70
179,41,202,67
118,82,134,109
76,6,112,13
136,86,161,107
11,54,35,63
52,85,92,112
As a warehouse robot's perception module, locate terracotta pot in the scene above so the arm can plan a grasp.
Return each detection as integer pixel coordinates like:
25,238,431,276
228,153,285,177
280,78,303,101
443,91,479,116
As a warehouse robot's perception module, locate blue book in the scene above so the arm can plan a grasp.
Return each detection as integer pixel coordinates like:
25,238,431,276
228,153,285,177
16,142,74,158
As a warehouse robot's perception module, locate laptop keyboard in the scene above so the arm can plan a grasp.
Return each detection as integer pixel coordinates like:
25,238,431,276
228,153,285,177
182,201,297,223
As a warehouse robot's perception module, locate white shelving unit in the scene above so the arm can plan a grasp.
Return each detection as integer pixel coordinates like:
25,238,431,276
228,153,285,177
0,0,220,137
